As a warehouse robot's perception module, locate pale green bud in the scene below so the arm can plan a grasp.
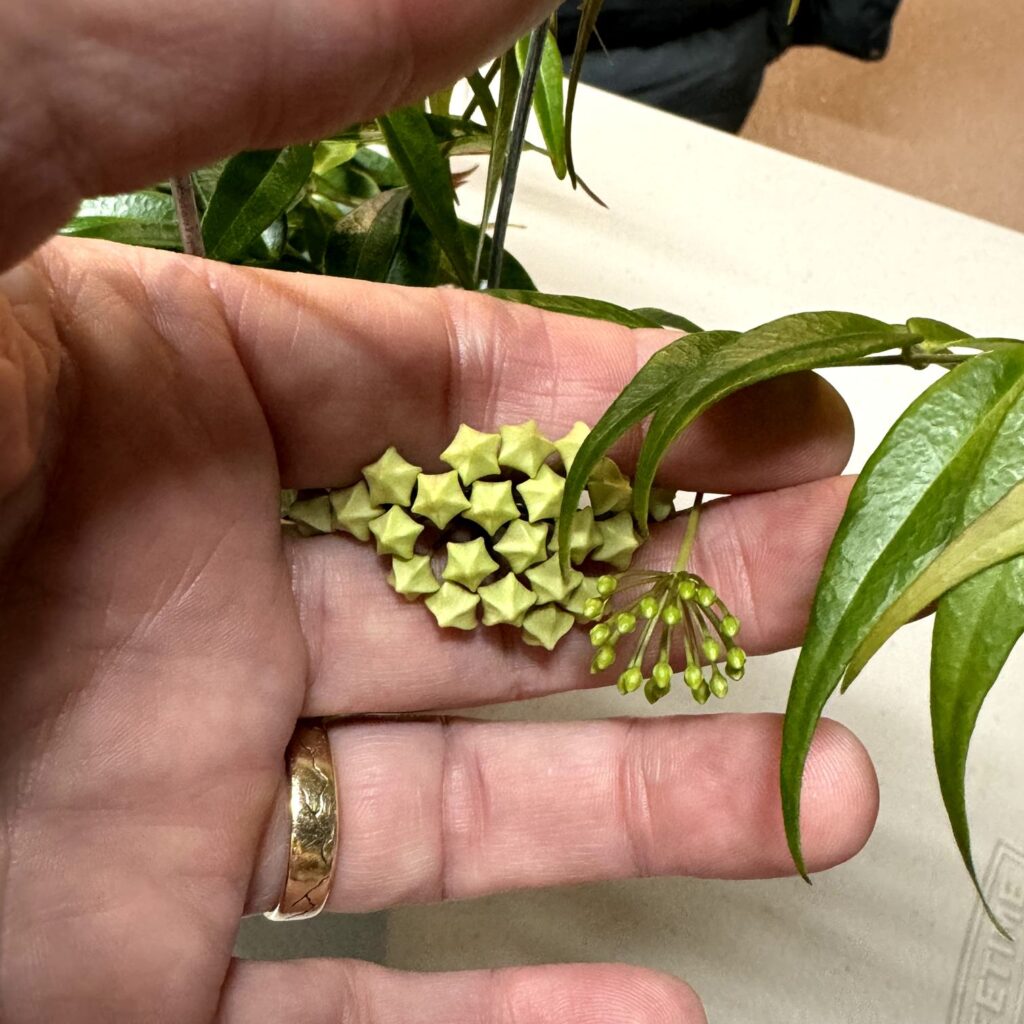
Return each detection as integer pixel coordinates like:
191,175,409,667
329,481,381,541
618,666,643,693
639,595,660,619
652,661,673,689
702,636,721,663
478,573,537,626
464,479,520,535
726,646,746,671
597,575,619,597
362,446,422,507
697,585,716,608
425,581,480,630
516,464,565,522
684,664,704,690
521,604,575,651
562,575,602,620
693,681,711,705
525,554,584,605
440,424,501,485
726,662,745,681
721,614,740,638
587,458,632,515
662,604,682,626
583,597,605,620
368,505,423,559
592,644,616,672
493,519,549,573
388,554,440,599
592,511,640,570
552,421,590,471
590,623,612,647
677,577,697,601
498,420,556,477
649,486,677,522
443,538,499,591
709,670,729,699
288,494,333,534
411,470,470,529
615,612,637,635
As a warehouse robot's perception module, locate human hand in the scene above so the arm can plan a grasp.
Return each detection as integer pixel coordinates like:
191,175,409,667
0,2,879,1021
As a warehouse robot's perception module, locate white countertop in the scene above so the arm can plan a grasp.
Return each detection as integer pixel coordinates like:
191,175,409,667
381,85,1024,1023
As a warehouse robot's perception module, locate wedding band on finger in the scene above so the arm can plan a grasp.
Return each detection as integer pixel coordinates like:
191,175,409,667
264,719,338,921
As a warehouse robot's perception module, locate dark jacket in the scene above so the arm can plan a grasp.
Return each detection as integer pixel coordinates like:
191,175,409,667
556,0,902,131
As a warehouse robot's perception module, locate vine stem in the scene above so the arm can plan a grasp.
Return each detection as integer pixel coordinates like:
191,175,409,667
485,21,546,289
169,174,205,257
673,492,704,572
837,352,971,369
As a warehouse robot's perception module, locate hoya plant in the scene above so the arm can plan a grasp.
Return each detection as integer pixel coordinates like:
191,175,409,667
62,8,1024,937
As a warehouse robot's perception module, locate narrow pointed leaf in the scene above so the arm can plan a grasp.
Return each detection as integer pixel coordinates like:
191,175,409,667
555,329,742,567
781,346,1024,876
516,30,566,179
378,107,473,288
475,52,520,283
632,307,703,333
202,146,314,260
465,69,498,130
565,0,604,188
632,312,902,527
324,188,410,281
488,290,673,327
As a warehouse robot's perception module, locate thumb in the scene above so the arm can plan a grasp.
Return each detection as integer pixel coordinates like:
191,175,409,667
2,0,557,270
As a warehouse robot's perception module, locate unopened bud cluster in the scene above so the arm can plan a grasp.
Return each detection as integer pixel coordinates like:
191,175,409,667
584,569,746,704
280,422,674,651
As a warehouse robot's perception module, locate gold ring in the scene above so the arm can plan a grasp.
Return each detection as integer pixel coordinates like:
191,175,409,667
264,720,338,921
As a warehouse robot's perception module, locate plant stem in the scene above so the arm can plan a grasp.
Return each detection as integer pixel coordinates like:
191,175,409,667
169,174,205,257
485,21,546,289
837,352,971,369
673,492,703,572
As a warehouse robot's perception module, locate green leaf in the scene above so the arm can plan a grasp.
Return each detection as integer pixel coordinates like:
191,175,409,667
489,290,669,328
781,346,1024,876
61,191,180,249
202,146,314,260
459,227,534,291
631,312,903,527
351,148,405,188
325,188,410,282
192,161,228,209
788,0,801,23
429,86,453,116
516,30,566,179
387,208,441,287
906,316,972,349
313,140,359,176
632,307,703,333
565,0,604,188
475,51,521,283
377,107,473,288
465,69,499,130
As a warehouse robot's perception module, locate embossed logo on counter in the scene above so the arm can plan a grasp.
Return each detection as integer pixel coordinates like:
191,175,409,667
950,840,1024,1023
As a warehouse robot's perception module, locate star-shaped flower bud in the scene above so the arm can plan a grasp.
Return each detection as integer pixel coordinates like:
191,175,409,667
411,470,470,529
587,458,632,515
522,605,575,650
442,538,499,591
516,464,565,523
368,505,423,560
387,554,440,599
553,421,590,471
478,573,537,626
330,481,382,541
498,420,556,477
440,424,501,485
649,486,677,523
287,494,333,534
493,519,549,573
425,581,480,630
562,574,602,620
592,511,640,570
280,490,298,516
525,554,584,605
549,506,600,564
464,479,519,535
363,446,422,506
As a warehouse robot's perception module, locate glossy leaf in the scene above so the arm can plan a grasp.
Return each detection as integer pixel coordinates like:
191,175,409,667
781,346,1024,876
906,316,972,349
565,0,604,188
203,146,314,260
516,30,566,179
313,140,359,176
465,69,498,129
475,51,521,283
378,107,473,288
387,208,441,287
631,312,903,527
632,307,703,333
61,191,180,249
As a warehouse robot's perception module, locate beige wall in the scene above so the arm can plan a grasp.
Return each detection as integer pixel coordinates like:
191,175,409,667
743,0,1024,232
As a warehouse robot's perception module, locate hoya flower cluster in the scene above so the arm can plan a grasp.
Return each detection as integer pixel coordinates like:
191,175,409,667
584,568,746,705
280,422,673,651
